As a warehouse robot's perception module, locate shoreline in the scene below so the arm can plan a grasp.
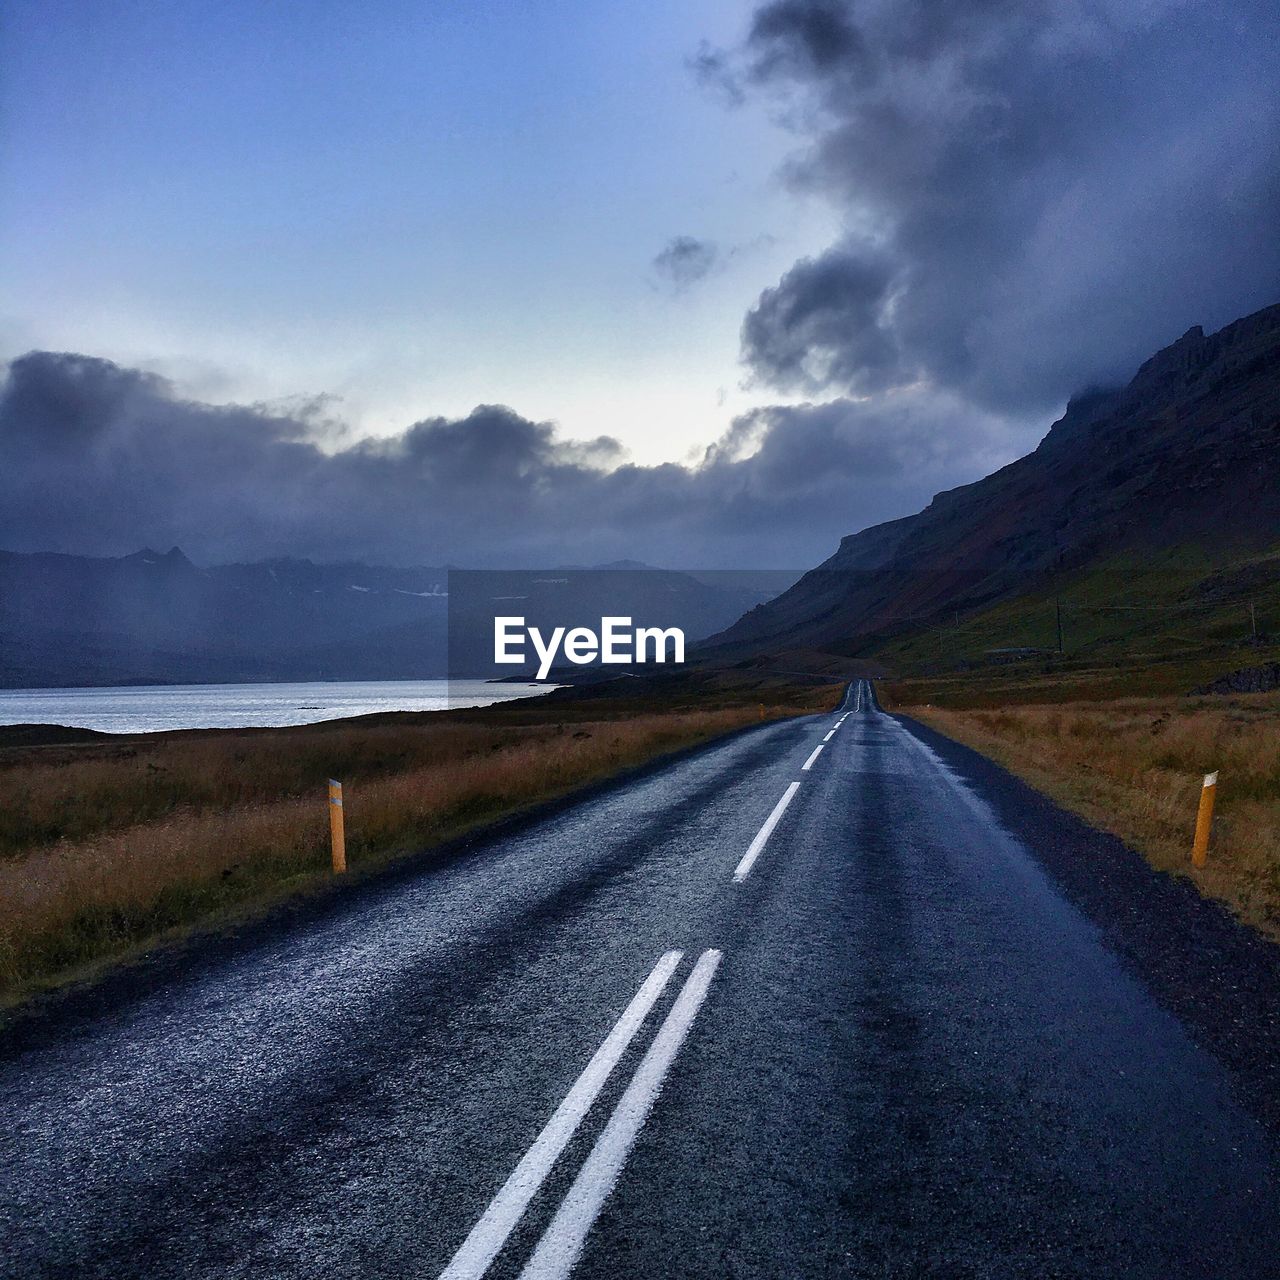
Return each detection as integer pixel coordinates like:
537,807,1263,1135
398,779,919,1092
0,671,842,1004
0,676,560,742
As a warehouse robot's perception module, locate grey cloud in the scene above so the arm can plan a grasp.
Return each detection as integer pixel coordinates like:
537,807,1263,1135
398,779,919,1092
687,41,745,106
718,0,1280,412
652,236,720,290
741,247,906,394
747,0,868,81
4,352,164,451
0,350,1015,569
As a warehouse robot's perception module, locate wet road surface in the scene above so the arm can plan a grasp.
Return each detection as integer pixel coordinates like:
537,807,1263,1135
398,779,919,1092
2,681,1278,1278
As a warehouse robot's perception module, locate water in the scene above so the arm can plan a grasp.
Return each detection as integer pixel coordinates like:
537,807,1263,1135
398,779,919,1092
0,680,557,734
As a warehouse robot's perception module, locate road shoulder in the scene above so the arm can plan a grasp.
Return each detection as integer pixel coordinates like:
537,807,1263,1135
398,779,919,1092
892,709,1280,1140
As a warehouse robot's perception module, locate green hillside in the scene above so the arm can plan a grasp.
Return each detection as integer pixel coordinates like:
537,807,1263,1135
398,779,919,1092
869,544,1280,707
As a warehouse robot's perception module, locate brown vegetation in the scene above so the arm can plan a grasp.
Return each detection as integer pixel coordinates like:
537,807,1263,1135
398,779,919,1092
900,692,1280,938
0,681,837,1003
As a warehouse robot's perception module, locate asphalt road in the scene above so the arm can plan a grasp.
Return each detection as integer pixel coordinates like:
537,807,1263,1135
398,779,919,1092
2,681,1278,1278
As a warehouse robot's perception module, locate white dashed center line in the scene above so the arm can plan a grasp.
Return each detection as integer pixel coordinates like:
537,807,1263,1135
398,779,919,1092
733,782,802,882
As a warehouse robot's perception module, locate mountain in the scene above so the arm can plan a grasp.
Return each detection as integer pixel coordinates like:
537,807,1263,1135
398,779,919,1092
708,303,1280,664
0,551,792,688
7,304,1275,691
0,549,453,687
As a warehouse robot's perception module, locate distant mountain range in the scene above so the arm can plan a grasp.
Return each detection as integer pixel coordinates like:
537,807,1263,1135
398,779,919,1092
0,550,450,687
0,549,795,688
5,303,1277,691
706,302,1280,665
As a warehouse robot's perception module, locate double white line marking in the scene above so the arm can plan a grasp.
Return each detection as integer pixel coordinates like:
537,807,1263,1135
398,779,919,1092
441,949,722,1280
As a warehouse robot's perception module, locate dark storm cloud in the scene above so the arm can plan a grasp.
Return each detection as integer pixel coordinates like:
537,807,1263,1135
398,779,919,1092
717,0,1280,413
740,247,904,393
747,0,868,80
652,236,720,290
0,351,1011,568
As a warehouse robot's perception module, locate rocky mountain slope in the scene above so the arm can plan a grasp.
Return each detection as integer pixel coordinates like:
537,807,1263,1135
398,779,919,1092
711,302,1280,656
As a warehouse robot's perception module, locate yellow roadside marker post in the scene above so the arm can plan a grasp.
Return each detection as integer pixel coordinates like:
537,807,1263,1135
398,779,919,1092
329,779,347,874
1192,771,1218,868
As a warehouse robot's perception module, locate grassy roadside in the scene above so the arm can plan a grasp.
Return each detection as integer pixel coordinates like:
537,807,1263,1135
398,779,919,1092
887,689,1280,939
0,678,839,1005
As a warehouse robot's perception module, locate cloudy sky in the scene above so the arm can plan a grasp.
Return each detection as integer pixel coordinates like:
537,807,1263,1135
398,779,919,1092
2,0,1278,567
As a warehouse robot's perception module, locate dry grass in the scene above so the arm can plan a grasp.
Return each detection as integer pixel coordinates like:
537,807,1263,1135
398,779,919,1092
0,722,578,857
901,692,1280,937
0,694,834,1003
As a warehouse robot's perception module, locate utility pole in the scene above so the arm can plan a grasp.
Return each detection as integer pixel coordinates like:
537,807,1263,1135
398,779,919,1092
1051,531,1065,657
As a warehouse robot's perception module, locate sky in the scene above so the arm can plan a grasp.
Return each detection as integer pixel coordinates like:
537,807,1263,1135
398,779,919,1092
0,0,837,462
2,0,1278,568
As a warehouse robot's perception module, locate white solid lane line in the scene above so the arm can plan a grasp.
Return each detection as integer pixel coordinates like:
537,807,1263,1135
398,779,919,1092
518,951,724,1280
439,951,684,1280
802,744,824,771
733,782,801,882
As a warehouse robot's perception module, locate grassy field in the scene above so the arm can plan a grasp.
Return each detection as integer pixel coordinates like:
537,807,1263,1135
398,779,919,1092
891,690,1280,939
0,675,838,1004
868,545,1280,705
